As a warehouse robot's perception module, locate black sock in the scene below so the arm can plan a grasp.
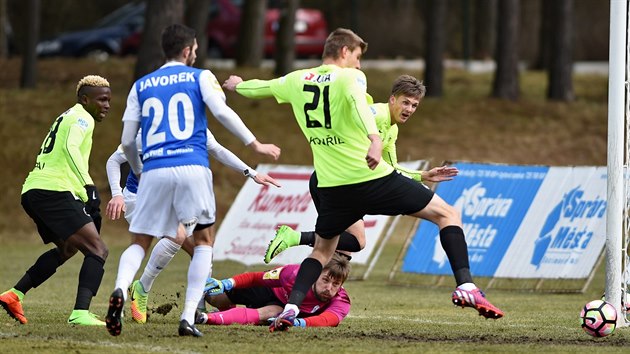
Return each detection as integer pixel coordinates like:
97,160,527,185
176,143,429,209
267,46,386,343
301,231,361,252
439,226,473,286
74,254,105,310
337,231,362,252
300,231,316,246
16,249,64,293
287,258,322,306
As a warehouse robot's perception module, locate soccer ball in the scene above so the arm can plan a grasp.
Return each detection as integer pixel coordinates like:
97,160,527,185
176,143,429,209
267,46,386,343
580,300,617,337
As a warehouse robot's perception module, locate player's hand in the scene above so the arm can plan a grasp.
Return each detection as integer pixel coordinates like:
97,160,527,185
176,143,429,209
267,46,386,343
222,75,243,91
106,195,126,220
84,185,102,233
268,317,306,328
248,140,281,160
253,173,281,188
204,277,234,296
365,134,382,170
422,166,459,183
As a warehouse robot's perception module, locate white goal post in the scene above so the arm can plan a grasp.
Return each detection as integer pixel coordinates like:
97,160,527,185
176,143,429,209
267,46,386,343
606,0,628,326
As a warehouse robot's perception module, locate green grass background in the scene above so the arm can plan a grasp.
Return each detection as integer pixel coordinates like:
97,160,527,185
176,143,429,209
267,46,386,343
0,58,625,352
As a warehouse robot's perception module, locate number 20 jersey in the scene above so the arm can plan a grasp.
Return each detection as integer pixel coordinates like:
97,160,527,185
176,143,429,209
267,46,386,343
131,63,209,172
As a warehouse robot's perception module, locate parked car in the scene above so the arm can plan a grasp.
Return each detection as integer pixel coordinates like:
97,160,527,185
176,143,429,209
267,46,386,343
120,0,328,58
36,2,145,60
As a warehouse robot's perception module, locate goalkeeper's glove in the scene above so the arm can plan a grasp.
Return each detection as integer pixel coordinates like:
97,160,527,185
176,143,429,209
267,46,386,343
268,317,306,328
204,277,234,296
84,185,102,233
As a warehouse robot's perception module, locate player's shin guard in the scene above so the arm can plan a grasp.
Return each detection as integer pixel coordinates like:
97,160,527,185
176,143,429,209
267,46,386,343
74,254,105,310
288,257,322,306
19,249,64,293
139,237,181,292
182,246,213,324
439,225,473,285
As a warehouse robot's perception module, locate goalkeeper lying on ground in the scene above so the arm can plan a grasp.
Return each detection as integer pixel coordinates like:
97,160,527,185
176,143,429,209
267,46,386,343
197,253,351,328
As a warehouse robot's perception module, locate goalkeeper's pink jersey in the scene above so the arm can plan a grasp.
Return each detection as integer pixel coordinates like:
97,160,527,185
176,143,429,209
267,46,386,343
269,264,351,321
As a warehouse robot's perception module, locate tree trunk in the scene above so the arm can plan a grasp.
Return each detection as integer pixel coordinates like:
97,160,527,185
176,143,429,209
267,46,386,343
274,0,299,76
532,0,552,70
0,0,8,58
134,0,184,80
424,0,446,97
492,0,519,100
236,0,266,67
20,0,38,89
547,0,573,101
473,0,496,60
185,0,211,69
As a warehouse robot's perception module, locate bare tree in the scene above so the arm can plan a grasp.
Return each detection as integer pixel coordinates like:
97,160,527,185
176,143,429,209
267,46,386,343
424,0,446,97
492,0,519,100
473,0,496,60
0,0,8,58
20,0,39,88
185,0,210,69
134,0,184,80
532,0,552,70
236,0,266,67
547,0,573,101
274,0,299,76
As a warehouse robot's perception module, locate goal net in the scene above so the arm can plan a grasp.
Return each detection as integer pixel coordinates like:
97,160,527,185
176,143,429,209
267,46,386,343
607,0,629,327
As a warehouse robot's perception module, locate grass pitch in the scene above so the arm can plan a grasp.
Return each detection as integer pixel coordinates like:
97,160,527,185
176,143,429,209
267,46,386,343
0,228,628,353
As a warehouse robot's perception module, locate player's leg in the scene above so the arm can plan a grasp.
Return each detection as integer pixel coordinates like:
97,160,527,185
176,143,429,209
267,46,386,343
264,172,365,263
177,165,216,337
114,234,153,301
131,227,185,324
63,221,109,325
408,188,503,319
1,191,72,324
107,168,179,336
201,286,283,326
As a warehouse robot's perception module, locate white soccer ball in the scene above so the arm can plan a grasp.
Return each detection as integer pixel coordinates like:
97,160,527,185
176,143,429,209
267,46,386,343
580,299,617,337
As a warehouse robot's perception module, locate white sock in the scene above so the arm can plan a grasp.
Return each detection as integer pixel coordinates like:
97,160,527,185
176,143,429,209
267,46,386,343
457,282,477,291
139,237,181,292
181,245,213,324
114,244,145,301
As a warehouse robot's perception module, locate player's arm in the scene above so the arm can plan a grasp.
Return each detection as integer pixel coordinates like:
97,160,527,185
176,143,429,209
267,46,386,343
205,130,280,188
105,147,127,220
301,311,342,327
345,71,382,169
223,75,275,99
64,120,94,189
121,86,143,176
200,71,280,160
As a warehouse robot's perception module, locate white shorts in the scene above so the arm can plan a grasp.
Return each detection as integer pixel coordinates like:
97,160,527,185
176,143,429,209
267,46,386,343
129,165,216,238
122,187,137,224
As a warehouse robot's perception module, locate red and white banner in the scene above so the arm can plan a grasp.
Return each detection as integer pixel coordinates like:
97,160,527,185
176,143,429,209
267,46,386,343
214,162,426,266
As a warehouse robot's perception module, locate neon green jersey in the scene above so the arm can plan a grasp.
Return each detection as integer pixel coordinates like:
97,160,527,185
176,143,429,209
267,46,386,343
371,102,422,182
237,65,393,187
22,103,95,202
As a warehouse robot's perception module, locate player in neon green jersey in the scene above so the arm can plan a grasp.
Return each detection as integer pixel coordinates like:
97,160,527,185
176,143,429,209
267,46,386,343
223,30,503,332
0,75,110,326
263,75,459,263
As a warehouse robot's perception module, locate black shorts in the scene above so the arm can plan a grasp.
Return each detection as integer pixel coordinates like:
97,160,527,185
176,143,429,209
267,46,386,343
21,189,93,244
225,287,284,308
314,172,434,238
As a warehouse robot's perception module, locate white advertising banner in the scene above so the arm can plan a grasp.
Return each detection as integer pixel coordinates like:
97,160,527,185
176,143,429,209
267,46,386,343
214,163,425,266
494,166,607,278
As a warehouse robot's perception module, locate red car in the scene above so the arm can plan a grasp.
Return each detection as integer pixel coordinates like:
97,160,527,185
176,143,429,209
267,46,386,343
121,0,328,59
